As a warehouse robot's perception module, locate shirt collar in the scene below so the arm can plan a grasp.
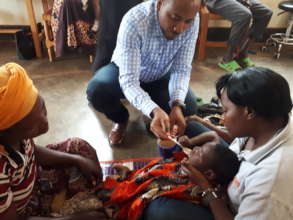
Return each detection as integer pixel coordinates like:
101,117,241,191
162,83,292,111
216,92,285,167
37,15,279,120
0,140,31,168
240,116,292,165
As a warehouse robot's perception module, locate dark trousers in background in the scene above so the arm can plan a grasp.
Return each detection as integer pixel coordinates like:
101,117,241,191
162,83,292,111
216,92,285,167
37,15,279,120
92,0,143,72
205,0,272,53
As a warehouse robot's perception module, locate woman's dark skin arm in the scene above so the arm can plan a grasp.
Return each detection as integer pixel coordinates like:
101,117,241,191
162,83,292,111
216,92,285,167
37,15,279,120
179,131,223,148
208,199,234,220
34,145,103,185
187,115,234,144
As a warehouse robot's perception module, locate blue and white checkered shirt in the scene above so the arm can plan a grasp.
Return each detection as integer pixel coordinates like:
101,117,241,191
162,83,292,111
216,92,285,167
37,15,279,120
112,0,199,117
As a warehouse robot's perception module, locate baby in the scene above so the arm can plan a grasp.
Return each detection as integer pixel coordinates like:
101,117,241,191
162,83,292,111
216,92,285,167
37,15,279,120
53,142,240,220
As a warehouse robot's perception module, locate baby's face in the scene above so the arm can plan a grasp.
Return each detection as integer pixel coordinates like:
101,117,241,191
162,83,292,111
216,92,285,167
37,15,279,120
187,142,216,172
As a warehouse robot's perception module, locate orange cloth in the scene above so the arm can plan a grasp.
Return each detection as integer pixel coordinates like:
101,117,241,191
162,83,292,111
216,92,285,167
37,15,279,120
0,63,38,130
104,153,202,220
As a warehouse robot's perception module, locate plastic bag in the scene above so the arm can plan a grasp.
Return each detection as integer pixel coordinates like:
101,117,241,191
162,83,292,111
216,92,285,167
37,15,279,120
15,28,36,60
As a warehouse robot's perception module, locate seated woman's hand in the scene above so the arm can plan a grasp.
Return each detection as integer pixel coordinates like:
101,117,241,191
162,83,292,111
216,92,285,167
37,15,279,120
181,158,211,190
75,155,103,186
112,164,131,181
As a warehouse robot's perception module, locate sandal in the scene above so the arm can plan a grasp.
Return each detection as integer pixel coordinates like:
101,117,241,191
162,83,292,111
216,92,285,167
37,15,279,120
238,57,255,68
196,97,204,106
218,60,242,72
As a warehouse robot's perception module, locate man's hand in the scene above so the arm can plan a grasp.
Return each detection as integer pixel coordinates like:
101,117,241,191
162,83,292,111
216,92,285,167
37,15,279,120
169,106,186,136
150,107,170,140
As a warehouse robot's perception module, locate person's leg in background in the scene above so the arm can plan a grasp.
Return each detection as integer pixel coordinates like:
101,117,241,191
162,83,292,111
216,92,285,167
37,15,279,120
142,197,214,220
92,0,143,72
91,0,100,32
206,0,252,72
236,0,272,66
87,63,129,145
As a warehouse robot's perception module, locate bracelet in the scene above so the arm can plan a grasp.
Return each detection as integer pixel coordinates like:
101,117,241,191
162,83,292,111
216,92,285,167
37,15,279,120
201,187,221,206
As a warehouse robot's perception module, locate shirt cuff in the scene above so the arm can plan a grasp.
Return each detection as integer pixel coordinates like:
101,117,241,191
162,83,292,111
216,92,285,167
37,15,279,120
143,101,159,118
168,98,186,109
169,93,186,108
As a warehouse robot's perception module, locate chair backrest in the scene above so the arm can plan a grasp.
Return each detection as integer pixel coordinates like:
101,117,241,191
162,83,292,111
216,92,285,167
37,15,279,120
200,4,224,20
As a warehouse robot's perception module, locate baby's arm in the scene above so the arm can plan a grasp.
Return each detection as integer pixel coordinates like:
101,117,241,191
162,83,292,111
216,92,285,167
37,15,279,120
187,115,234,144
179,131,222,148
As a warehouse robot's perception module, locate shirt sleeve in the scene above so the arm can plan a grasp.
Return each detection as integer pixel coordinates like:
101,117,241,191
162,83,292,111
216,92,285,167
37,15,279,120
235,166,274,220
0,170,13,215
168,14,200,106
114,15,158,118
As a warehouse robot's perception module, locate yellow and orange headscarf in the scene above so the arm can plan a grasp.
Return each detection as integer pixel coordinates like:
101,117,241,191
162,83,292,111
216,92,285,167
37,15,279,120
0,62,38,131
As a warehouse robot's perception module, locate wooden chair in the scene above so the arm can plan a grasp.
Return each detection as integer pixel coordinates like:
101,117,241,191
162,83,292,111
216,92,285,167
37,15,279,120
0,29,22,34
41,0,55,62
41,0,95,63
197,5,229,61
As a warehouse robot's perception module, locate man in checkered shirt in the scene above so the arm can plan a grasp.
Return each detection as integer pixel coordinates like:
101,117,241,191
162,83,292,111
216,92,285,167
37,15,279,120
87,0,201,145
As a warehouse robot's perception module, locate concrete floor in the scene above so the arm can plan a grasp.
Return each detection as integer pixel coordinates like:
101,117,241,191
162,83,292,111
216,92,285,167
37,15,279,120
1,40,293,161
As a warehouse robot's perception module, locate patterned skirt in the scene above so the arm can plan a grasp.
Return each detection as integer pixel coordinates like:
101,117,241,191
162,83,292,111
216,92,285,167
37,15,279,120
24,138,98,217
51,0,97,57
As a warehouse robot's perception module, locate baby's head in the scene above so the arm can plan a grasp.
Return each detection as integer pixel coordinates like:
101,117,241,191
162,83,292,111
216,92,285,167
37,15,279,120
187,142,240,186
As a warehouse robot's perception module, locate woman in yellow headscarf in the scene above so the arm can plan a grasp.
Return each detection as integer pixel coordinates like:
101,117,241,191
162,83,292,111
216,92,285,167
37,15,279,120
0,63,106,220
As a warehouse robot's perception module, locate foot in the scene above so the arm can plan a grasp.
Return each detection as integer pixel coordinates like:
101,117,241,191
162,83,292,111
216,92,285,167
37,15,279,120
218,60,242,72
108,122,127,145
237,57,255,68
196,97,204,106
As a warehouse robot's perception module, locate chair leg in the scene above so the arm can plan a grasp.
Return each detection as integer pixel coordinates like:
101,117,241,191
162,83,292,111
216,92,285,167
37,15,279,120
89,55,94,63
274,43,283,59
48,46,54,62
197,13,209,61
285,14,293,40
42,16,55,62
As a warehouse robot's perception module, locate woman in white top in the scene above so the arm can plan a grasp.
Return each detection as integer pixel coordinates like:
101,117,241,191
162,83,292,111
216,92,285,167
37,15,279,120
143,66,293,220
